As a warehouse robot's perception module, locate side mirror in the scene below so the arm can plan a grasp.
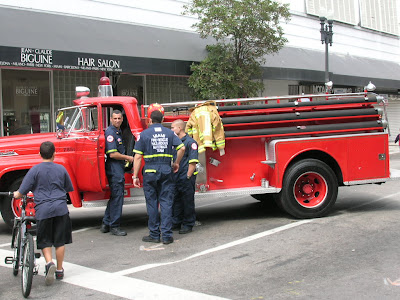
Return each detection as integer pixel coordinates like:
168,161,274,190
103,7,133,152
76,86,90,98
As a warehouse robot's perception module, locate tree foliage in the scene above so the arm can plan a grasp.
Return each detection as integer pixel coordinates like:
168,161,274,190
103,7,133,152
188,44,262,100
184,0,291,99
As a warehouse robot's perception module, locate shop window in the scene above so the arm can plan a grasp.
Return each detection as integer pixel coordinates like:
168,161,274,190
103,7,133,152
53,70,101,111
2,69,50,136
288,85,299,95
146,75,193,105
115,74,144,106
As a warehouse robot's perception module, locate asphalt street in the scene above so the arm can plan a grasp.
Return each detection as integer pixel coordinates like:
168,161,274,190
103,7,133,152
1,146,400,299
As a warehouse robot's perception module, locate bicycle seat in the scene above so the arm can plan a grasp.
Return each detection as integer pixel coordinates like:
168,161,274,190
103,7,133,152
23,216,36,223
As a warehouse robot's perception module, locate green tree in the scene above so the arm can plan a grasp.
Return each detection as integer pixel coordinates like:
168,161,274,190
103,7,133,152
184,0,291,99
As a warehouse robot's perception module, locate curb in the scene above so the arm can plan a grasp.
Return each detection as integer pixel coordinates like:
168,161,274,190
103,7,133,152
390,152,400,159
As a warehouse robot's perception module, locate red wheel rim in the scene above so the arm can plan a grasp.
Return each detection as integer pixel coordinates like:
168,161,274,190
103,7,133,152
293,172,328,208
11,197,23,218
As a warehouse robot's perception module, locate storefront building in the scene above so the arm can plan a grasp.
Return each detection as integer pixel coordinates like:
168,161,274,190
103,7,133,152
0,44,195,135
0,0,399,137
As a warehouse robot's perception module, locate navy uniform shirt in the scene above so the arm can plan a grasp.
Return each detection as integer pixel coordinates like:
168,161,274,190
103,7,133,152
105,125,126,182
133,124,184,166
176,134,199,179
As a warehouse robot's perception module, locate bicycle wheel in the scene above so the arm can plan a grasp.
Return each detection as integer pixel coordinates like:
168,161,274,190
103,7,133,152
12,225,21,276
21,233,34,298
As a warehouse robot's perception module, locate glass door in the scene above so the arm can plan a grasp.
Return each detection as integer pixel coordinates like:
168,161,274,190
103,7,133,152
2,69,50,136
116,74,144,106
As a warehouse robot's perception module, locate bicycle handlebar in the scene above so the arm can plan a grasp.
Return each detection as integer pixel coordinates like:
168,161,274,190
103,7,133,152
0,191,13,196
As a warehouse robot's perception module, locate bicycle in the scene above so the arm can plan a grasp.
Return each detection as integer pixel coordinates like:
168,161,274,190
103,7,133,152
3,192,40,298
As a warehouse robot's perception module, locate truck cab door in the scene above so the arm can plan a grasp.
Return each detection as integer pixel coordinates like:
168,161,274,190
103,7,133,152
66,105,105,192
101,106,135,187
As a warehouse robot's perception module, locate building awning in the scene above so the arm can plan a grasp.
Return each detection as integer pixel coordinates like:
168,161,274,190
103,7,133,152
0,6,399,90
264,47,400,89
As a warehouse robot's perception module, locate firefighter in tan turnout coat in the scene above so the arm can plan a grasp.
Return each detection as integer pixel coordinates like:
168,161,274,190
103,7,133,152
185,101,225,154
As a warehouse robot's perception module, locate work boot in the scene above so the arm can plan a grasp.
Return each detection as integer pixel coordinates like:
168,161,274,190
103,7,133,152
171,224,181,231
100,224,110,233
179,227,192,234
110,227,127,236
142,236,161,243
163,237,174,245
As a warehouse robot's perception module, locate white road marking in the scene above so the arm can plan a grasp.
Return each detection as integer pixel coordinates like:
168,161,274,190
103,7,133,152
115,219,313,276
71,227,92,234
0,249,228,300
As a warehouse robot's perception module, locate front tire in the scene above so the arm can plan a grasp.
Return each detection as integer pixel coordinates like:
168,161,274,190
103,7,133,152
277,159,338,218
21,233,34,298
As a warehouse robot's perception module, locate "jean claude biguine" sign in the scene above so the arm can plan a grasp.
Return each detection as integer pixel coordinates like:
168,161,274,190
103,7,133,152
0,46,123,72
0,45,192,75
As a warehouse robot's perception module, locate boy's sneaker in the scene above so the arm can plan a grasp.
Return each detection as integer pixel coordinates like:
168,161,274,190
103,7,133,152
45,262,56,286
55,269,64,280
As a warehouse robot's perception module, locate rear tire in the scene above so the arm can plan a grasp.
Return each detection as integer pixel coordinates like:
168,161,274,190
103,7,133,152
277,159,338,218
12,226,21,276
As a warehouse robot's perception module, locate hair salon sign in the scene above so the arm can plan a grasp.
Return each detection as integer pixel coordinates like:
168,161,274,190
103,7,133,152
0,45,192,75
0,46,122,72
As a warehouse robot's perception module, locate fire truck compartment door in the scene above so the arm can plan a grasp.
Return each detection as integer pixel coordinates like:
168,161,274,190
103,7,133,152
346,134,388,181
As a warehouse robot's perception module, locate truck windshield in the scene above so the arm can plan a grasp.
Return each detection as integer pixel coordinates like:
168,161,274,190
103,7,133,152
56,105,98,135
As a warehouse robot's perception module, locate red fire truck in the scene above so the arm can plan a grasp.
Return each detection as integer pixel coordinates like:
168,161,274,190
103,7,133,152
0,78,398,228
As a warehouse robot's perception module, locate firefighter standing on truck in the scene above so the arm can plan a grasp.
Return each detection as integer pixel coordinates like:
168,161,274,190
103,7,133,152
171,119,199,234
100,109,134,237
133,105,185,245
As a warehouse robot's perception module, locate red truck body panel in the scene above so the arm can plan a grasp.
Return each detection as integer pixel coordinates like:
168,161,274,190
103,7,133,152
204,133,389,191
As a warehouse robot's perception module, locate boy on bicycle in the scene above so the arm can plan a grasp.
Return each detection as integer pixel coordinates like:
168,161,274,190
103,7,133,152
13,141,73,286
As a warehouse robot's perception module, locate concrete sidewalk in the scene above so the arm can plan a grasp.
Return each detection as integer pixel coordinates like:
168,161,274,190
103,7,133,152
389,142,400,159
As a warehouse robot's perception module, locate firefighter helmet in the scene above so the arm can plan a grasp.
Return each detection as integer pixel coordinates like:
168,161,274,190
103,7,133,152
148,103,164,117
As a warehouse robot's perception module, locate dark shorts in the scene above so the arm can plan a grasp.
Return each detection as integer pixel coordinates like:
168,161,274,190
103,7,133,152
36,213,72,249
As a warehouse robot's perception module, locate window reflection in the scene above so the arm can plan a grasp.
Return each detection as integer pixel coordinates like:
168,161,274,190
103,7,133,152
2,69,50,136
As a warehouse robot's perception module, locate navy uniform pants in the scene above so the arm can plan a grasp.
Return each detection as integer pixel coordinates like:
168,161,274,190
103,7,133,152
103,175,124,228
142,165,174,240
173,176,196,229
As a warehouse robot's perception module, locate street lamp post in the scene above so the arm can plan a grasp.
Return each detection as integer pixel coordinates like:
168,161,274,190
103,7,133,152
319,17,333,85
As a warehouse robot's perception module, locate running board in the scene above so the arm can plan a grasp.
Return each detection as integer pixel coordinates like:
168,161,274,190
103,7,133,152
82,186,280,208
195,186,280,199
